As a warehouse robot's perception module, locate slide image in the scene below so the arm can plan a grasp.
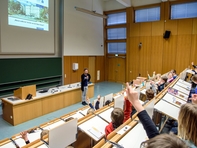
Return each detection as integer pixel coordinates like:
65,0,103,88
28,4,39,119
8,0,49,31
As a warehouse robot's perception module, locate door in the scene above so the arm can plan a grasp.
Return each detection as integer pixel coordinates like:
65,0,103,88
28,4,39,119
107,57,126,83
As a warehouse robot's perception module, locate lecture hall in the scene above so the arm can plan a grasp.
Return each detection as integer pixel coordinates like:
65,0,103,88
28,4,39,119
0,0,197,148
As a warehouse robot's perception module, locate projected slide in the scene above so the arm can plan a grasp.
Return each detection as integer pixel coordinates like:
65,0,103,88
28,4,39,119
8,0,49,31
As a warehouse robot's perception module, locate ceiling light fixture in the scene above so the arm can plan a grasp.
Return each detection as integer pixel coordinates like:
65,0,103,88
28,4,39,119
74,7,107,19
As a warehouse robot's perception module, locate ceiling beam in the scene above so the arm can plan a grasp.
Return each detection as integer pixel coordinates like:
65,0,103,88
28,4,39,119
116,0,131,7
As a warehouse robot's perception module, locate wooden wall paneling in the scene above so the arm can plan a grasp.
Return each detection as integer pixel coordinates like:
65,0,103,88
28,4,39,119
175,35,192,73
116,57,126,83
177,19,193,35
77,56,84,82
162,35,177,74
107,57,116,81
150,36,163,74
88,57,95,83
139,36,151,77
164,20,178,35
190,35,197,65
95,56,105,82
139,22,152,36
130,23,140,37
64,56,71,85
128,37,140,81
193,18,197,34
70,56,78,83
152,21,164,36
83,56,89,69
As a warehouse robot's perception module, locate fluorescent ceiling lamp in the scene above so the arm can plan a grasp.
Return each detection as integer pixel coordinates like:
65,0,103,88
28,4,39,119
75,7,107,19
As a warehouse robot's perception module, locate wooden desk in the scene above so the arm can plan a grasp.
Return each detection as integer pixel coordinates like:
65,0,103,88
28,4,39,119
1,83,94,126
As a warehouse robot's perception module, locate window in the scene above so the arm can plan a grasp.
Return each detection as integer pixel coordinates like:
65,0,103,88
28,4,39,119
107,28,126,40
107,42,126,54
171,2,197,19
106,11,127,54
107,12,126,26
135,7,160,23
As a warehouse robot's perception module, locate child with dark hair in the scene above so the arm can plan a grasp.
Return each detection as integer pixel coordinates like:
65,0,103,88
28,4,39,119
171,69,177,79
157,76,168,92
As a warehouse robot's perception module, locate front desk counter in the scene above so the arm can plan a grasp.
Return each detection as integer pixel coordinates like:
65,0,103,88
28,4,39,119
1,83,94,126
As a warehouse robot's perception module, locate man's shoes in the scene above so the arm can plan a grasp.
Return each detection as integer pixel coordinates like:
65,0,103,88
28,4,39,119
82,101,88,105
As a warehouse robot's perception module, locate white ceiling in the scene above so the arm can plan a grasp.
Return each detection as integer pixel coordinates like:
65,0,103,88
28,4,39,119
103,0,169,11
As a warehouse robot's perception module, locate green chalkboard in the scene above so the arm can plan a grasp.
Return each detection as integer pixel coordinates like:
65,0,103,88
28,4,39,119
0,58,62,97
0,58,62,84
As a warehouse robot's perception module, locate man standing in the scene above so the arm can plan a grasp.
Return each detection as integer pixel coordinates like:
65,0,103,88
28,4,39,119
81,68,91,105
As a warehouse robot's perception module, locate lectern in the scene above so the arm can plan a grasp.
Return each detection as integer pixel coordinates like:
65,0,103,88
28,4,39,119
14,85,36,100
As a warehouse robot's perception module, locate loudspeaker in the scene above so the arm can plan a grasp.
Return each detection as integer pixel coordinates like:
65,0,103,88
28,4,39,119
163,30,171,39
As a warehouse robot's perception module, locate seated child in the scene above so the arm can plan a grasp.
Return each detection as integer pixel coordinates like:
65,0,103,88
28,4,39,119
86,95,100,110
167,72,174,83
105,91,132,137
171,69,177,79
151,76,167,93
188,75,197,101
191,62,197,75
153,73,161,82
87,108,95,115
146,89,154,101
105,108,124,137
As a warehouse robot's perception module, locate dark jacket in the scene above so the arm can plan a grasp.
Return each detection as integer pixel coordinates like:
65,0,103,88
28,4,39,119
137,110,159,139
81,73,91,91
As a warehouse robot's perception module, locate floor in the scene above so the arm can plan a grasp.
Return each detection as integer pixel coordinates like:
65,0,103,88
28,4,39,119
0,81,122,140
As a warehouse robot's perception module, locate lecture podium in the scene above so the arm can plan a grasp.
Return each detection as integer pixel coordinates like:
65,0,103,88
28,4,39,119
1,83,94,126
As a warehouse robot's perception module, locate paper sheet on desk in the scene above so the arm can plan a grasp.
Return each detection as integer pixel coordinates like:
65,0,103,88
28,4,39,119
0,142,16,148
88,127,103,139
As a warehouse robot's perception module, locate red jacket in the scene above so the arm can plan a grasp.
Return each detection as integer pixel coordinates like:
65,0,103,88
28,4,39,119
105,122,114,137
124,99,132,122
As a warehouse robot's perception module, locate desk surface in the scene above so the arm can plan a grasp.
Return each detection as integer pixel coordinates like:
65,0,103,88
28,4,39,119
178,79,192,87
78,116,108,141
176,81,191,90
162,93,186,108
173,84,190,95
116,123,147,148
154,99,179,120
43,120,65,130
2,83,94,105
98,107,114,123
0,141,16,148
